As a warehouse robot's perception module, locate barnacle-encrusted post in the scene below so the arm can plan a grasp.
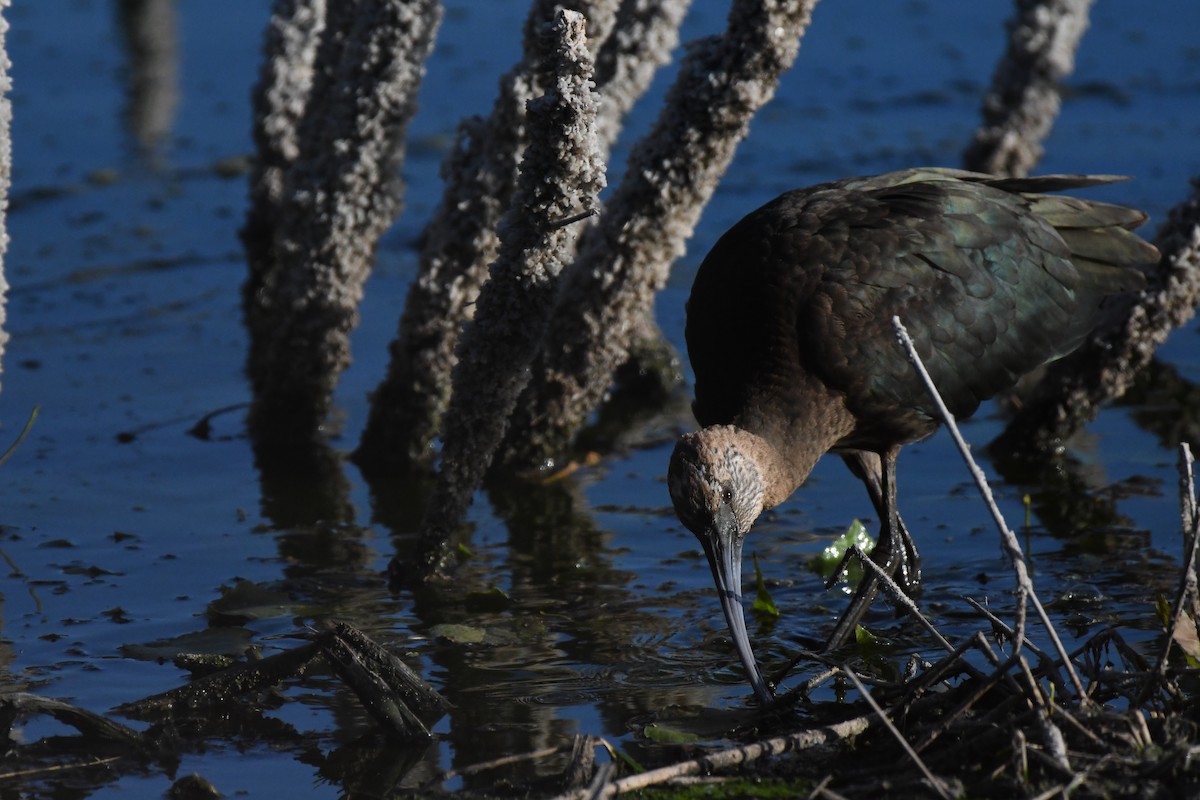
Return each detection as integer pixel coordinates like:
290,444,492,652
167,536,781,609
242,0,441,441
355,0,610,470
963,0,1094,177
242,0,324,298
0,0,10,390
357,0,689,471
406,8,606,577
994,179,1200,453
498,0,819,470
591,0,693,150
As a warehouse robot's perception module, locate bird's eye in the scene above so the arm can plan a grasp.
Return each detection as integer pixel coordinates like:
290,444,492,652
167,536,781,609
721,487,734,505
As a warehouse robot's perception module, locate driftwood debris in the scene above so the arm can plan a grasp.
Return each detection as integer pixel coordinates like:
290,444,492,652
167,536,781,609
3,622,447,787
117,621,446,741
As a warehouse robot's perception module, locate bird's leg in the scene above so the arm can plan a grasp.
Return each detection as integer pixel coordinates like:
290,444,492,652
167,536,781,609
839,451,922,594
824,449,911,651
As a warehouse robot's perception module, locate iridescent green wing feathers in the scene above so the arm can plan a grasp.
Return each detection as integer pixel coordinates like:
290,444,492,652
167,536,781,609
799,171,1155,422
685,170,1157,438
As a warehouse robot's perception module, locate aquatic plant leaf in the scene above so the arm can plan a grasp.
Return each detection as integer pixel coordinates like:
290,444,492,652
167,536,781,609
751,553,779,620
642,722,701,744
609,745,645,775
854,624,879,649
0,405,38,467
121,627,256,661
465,586,511,612
207,579,302,623
1155,594,1171,629
429,624,486,644
809,519,875,590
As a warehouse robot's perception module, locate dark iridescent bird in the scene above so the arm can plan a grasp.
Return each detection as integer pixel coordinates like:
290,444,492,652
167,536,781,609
667,168,1159,704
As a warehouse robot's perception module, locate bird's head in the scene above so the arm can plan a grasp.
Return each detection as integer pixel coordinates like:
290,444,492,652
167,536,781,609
668,427,773,704
668,428,767,539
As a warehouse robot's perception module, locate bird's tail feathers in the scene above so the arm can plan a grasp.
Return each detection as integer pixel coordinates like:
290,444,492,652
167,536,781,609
1027,190,1159,295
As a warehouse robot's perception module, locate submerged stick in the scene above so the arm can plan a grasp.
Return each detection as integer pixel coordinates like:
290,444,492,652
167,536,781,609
319,621,448,739
1,693,145,750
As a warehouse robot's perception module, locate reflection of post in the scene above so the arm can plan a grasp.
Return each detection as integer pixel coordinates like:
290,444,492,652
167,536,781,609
115,0,179,156
242,0,441,442
0,0,10,392
408,10,606,578
963,0,1093,177
498,0,819,471
994,180,1200,454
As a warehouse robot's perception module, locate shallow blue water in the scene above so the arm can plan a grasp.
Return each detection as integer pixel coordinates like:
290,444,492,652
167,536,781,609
2,0,1199,795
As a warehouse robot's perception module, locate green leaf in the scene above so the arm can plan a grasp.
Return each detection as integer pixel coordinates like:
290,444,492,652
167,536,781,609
810,519,875,587
854,624,878,649
429,623,487,644
0,405,39,468
609,746,644,775
642,722,702,744
465,585,511,612
750,553,779,620
1155,594,1172,629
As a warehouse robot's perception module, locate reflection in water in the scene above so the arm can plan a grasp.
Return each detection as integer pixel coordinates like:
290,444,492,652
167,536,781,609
115,0,179,158
1118,356,1200,454
992,353,1200,543
252,437,355,529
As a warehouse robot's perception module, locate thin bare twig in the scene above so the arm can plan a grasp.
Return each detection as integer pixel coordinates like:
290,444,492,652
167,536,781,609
423,745,561,789
892,316,1088,703
841,667,954,800
1016,655,1072,773
842,544,955,654
1140,442,1200,702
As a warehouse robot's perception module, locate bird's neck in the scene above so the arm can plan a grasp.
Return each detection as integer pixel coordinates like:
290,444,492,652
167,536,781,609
732,384,858,509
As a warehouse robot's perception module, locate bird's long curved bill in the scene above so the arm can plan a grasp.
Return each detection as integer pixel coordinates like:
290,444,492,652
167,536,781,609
703,531,773,705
